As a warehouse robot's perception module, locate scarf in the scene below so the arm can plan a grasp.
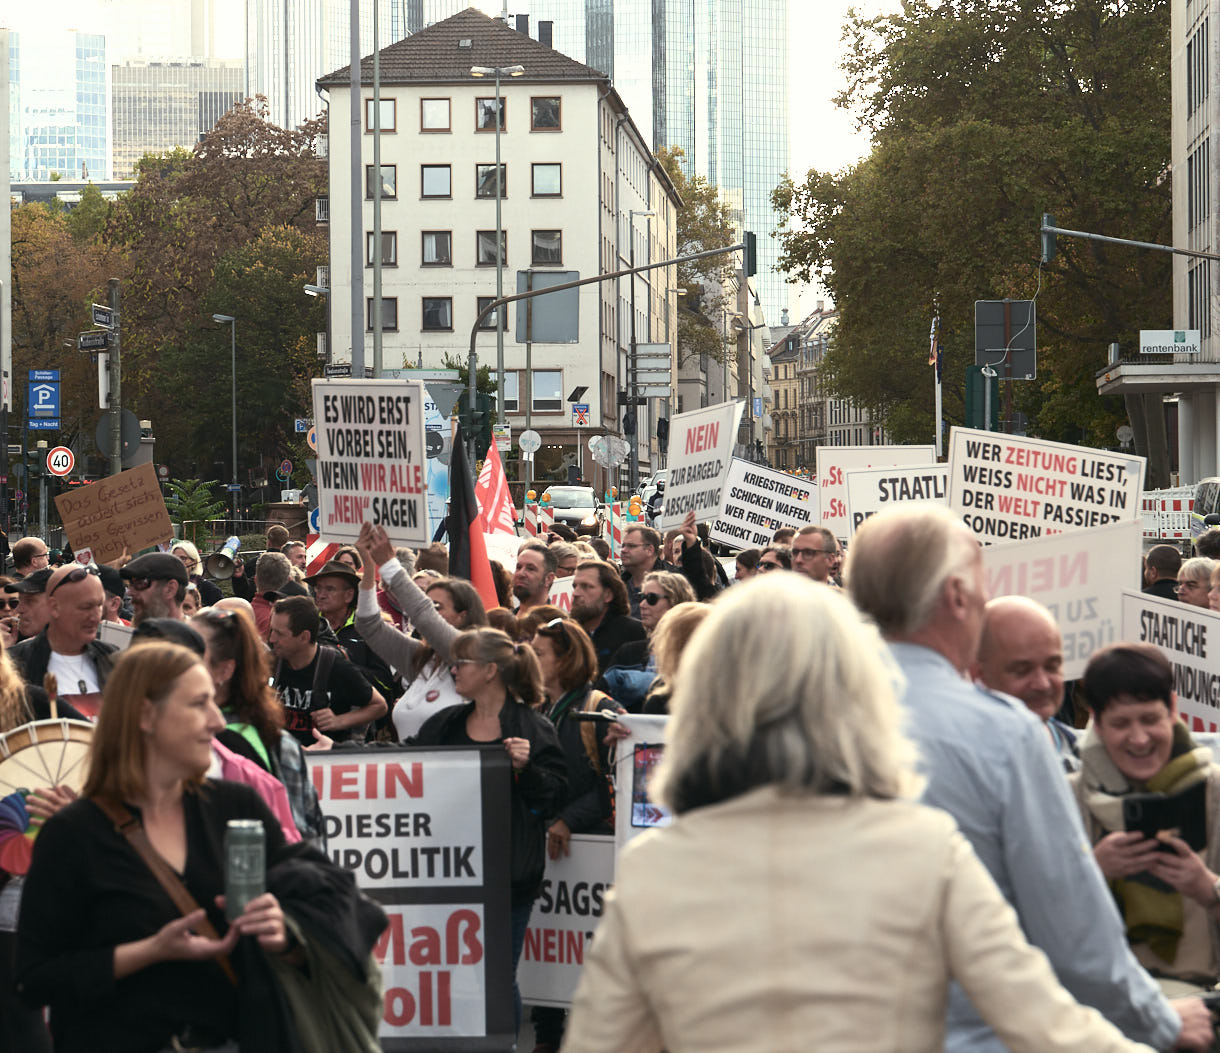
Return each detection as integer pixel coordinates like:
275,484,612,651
1079,720,1211,963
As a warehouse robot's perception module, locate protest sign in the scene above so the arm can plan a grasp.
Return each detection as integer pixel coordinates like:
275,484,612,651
614,714,670,857
547,576,574,614
658,401,744,530
312,378,430,546
948,427,1144,545
983,519,1140,679
816,445,936,540
310,747,513,1050
1121,591,1220,733
55,462,173,565
707,458,816,550
845,463,947,536
518,835,616,1008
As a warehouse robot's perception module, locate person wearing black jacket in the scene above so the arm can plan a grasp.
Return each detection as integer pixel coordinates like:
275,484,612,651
408,627,567,1039
570,560,647,675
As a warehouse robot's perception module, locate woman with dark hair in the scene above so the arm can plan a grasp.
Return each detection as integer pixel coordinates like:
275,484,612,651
1070,643,1220,989
734,548,762,582
411,627,567,1039
333,545,362,572
353,523,488,739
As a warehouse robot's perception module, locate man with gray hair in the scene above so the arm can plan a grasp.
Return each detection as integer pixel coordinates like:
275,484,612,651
846,504,1210,1053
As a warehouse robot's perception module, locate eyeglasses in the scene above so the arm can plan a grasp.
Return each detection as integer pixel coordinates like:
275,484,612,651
619,542,645,551
50,566,100,596
757,561,782,572
792,547,830,559
449,658,483,672
640,592,667,606
124,576,172,592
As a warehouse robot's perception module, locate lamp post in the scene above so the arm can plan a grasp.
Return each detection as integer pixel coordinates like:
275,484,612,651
626,208,654,492
212,314,238,524
470,64,524,443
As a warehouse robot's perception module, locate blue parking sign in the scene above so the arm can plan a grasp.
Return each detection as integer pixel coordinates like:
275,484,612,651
28,382,59,418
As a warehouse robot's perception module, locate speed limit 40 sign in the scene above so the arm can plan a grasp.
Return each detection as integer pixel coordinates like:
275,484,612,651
46,446,74,477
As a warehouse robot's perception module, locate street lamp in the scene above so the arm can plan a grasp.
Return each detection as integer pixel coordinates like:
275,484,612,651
626,209,655,492
212,314,239,524
470,64,524,445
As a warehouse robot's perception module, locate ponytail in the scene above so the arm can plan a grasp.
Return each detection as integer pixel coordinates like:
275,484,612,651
453,628,544,709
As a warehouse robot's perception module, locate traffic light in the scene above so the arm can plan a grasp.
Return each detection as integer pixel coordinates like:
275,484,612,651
457,391,493,454
743,231,757,277
1040,213,1056,264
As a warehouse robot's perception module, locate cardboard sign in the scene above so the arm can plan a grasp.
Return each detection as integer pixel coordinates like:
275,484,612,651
518,835,616,1008
309,747,513,1049
54,462,173,565
816,445,936,540
312,379,430,546
845,463,947,536
707,458,816,551
983,519,1140,680
1121,591,1220,733
948,427,1144,545
658,401,744,530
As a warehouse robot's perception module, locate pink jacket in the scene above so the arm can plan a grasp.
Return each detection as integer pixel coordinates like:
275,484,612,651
211,739,302,843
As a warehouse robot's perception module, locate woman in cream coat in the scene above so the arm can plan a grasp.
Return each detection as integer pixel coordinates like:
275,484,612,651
562,577,1155,1053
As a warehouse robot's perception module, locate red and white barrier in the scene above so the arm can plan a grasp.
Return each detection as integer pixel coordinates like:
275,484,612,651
1141,487,1194,541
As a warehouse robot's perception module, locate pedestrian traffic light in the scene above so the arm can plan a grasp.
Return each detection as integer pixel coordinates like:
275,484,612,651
743,231,757,277
1040,213,1056,264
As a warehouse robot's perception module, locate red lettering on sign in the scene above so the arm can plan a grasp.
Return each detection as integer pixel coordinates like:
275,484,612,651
317,761,425,801
374,909,484,967
332,764,359,800
524,926,585,965
684,422,719,454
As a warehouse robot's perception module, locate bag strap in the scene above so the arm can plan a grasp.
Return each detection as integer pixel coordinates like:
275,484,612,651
313,645,338,704
94,796,237,986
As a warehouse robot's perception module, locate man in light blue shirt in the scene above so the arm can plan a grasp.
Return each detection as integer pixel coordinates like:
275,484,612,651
847,504,1211,1052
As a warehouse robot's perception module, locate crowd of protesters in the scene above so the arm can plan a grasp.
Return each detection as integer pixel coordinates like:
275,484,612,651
6,506,1220,1052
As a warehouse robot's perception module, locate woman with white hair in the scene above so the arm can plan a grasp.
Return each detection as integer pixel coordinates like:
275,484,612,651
562,576,1155,1053
171,540,222,607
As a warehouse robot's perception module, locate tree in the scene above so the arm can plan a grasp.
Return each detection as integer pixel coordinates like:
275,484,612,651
773,0,1170,458
657,147,738,366
165,478,227,545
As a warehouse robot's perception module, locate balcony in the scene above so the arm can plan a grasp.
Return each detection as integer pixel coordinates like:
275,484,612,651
316,265,329,288
315,196,329,223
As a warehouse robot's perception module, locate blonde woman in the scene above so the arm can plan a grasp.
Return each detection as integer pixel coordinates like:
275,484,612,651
564,576,1156,1053
171,540,222,607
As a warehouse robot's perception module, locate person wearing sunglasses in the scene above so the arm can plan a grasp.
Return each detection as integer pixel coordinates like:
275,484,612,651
756,544,792,575
8,563,116,720
120,552,191,625
1176,557,1215,610
0,569,54,648
410,627,566,1040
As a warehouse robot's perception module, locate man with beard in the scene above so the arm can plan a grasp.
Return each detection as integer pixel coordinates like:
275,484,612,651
120,552,189,624
2,568,54,645
512,542,557,616
282,539,307,572
570,560,645,674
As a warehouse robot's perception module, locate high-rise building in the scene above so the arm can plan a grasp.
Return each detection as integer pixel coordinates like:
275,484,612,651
111,59,244,178
245,0,405,129
7,30,111,182
407,1,791,322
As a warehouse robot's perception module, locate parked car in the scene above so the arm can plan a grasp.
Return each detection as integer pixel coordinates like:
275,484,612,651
542,486,603,536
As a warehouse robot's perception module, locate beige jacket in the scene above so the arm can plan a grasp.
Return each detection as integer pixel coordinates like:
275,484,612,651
562,787,1153,1053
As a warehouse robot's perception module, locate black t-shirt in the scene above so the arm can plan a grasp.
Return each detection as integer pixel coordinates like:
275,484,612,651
274,646,373,746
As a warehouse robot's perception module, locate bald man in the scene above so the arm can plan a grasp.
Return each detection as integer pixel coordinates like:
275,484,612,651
971,596,1078,772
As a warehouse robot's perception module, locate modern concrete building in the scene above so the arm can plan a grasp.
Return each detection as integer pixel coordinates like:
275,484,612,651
111,59,244,177
317,8,680,490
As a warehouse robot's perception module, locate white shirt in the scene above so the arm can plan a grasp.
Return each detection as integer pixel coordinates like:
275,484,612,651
47,649,100,696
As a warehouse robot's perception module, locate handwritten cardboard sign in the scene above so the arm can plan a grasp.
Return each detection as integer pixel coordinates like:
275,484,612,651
948,427,1144,545
54,462,173,565
311,378,429,546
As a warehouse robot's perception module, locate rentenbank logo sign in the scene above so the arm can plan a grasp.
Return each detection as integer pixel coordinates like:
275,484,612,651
1140,329,1201,354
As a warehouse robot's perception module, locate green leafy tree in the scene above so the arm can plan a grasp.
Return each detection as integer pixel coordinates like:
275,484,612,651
773,0,1169,464
165,478,227,545
657,147,737,366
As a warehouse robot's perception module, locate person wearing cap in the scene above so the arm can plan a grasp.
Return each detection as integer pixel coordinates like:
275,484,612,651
8,564,117,720
2,569,56,647
95,565,130,627
305,560,397,712
120,552,189,624
10,537,49,580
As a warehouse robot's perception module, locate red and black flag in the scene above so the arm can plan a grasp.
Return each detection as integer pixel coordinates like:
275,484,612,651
448,423,500,611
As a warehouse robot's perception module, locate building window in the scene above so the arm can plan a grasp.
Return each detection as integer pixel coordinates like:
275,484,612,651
364,97,396,132
476,230,507,266
477,296,507,332
421,230,452,266
364,164,396,199
1189,260,1212,339
421,164,451,198
531,369,563,412
366,231,397,266
475,97,505,131
531,163,561,197
531,96,561,130
531,229,562,265
422,297,453,331
420,98,450,132
476,164,507,198
492,371,520,412
366,297,398,331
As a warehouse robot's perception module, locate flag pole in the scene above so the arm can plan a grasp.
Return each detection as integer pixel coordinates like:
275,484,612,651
930,313,943,459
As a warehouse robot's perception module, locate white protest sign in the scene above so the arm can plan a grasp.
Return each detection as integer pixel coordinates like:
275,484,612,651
311,378,430,546
658,401,744,530
845,463,947,537
983,519,1140,680
948,427,1144,545
518,835,616,1008
547,576,574,614
816,445,935,540
483,531,521,573
707,458,816,550
1121,590,1220,733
